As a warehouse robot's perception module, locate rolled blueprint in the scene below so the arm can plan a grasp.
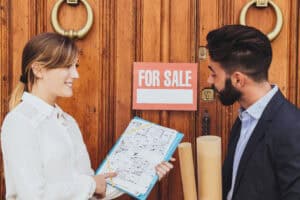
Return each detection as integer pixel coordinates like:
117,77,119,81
178,142,197,200
197,136,222,200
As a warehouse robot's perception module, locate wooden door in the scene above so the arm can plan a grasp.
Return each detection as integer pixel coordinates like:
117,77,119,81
0,0,299,199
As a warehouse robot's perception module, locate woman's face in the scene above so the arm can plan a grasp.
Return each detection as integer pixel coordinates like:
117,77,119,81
46,64,79,97
33,61,79,104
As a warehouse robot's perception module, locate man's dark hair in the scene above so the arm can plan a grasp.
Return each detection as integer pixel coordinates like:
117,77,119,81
206,25,272,82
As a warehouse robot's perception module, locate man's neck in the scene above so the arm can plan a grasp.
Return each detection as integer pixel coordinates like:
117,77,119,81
238,82,272,109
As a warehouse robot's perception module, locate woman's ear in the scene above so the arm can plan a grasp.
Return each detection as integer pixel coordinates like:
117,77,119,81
31,63,44,79
231,72,245,88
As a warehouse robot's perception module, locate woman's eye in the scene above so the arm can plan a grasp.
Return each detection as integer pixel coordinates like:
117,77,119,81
67,64,79,68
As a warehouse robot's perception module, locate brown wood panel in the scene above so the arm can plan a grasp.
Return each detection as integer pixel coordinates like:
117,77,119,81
295,0,300,106
36,0,47,33
136,1,163,199
114,0,135,139
136,0,162,128
1,0,299,199
114,0,136,199
98,0,116,166
0,0,9,198
10,0,31,89
0,0,9,125
197,0,225,155
168,0,196,199
286,0,299,104
296,1,300,107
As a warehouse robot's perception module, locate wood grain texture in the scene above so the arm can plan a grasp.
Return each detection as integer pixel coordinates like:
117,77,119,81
115,0,135,139
168,0,196,199
296,0,300,107
0,0,299,199
197,0,223,158
287,0,299,104
0,0,9,198
136,1,164,199
114,1,135,198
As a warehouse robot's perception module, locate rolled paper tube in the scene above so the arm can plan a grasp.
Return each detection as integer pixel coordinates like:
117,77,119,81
197,136,222,200
178,142,197,200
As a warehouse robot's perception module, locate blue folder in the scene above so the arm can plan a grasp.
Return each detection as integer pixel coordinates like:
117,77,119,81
96,116,184,200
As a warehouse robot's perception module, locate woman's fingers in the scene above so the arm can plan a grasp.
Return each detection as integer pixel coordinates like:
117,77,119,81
155,165,166,180
162,161,174,169
155,160,174,181
103,172,117,179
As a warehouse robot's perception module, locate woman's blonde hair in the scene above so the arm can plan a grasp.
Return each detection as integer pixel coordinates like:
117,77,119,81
9,32,78,111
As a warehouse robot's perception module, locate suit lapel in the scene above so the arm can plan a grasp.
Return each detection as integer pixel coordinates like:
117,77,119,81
232,90,285,197
223,118,241,196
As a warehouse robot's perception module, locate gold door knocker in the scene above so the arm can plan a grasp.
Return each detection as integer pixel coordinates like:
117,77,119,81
51,0,94,39
239,0,283,41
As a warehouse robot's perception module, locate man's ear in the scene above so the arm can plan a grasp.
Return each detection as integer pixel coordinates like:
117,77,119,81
31,63,44,79
231,72,245,88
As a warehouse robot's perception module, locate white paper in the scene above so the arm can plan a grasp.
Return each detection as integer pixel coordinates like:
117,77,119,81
137,89,193,104
97,118,178,196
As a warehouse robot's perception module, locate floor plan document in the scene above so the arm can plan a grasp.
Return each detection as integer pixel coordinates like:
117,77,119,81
96,117,184,200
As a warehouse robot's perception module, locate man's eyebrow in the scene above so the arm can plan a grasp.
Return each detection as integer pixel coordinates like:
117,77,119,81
208,65,215,73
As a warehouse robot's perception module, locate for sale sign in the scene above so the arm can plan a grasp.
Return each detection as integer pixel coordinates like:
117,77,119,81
132,62,198,110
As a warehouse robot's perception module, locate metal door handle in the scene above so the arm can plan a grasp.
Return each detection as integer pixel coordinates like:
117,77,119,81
239,0,283,41
51,0,94,39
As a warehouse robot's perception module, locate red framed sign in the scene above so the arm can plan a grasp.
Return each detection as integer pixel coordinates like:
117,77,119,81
132,62,198,111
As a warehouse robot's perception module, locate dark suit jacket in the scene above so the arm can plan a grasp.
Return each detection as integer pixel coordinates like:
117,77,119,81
223,90,300,200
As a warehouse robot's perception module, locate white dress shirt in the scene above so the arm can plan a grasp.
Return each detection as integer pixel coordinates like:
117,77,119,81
226,85,278,200
1,92,122,200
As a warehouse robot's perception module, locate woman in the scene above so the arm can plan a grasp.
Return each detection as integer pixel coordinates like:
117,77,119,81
1,33,173,200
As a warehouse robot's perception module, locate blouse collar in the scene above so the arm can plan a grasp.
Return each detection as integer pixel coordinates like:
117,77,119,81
21,92,57,117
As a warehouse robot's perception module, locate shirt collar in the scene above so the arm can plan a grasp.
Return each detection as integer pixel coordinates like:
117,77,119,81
21,92,56,117
239,85,278,120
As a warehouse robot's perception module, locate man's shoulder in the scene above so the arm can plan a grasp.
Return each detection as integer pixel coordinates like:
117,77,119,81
275,97,300,119
265,98,300,141
265,90,300,120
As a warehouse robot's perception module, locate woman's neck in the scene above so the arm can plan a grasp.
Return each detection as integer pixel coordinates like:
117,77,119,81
31,85,56,106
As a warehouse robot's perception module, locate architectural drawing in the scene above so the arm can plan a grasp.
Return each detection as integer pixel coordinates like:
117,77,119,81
97,117,181,197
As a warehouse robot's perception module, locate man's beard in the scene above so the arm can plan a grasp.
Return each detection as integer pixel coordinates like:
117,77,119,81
212,78,242,106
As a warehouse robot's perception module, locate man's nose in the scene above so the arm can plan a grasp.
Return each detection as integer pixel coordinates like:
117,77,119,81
207,75,213,84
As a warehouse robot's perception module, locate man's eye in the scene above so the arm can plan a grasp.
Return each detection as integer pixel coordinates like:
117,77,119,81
75,63,79,68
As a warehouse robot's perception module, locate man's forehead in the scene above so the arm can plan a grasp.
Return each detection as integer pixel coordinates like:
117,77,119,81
208,60,222,71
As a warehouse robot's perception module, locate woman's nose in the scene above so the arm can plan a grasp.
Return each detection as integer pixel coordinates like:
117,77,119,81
70,66,79,79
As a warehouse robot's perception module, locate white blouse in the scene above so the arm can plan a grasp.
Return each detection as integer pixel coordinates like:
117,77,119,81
1,92,122,200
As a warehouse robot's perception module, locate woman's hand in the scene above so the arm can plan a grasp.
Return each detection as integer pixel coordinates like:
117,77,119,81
93,172,117,198
155,157,176,181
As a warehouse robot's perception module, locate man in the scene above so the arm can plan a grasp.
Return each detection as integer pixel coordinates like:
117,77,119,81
206,24,300,200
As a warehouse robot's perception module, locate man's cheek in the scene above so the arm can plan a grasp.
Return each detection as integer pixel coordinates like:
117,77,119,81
211,84,220,94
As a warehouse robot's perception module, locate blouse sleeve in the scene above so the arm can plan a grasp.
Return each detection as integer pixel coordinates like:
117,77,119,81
70,117,95,176
68,117,124,200
1,112,96,200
